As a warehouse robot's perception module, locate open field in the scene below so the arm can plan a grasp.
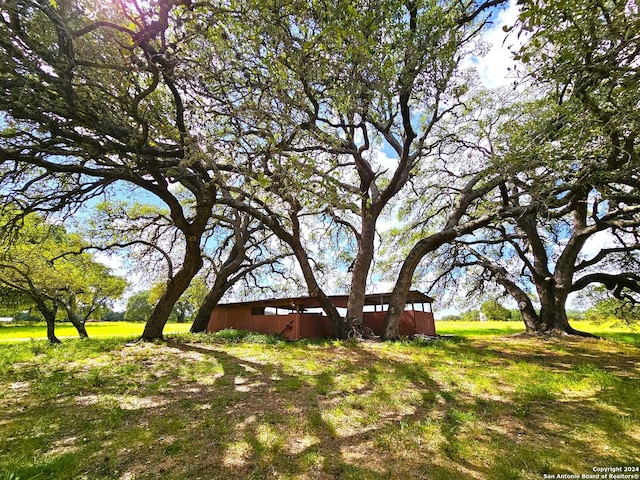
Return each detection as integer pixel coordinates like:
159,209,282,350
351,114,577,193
0,321,192,342
435,320,640,346
1,320,637,344
1,324,639,480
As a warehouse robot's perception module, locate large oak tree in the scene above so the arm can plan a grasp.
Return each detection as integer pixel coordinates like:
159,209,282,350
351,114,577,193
0,213,126,343
206,0,507,337
435,0,640,335
0,0,227,339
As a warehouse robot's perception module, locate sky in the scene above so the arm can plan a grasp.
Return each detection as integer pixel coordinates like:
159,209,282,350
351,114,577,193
476,0,522,89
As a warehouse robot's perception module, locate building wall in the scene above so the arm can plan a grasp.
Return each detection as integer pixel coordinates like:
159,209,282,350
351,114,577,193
413,311,436,336
207,307,336,340
362,311,436,336
208,305,294,337
207,304,242,332
208,304,436,339
297,314,335,339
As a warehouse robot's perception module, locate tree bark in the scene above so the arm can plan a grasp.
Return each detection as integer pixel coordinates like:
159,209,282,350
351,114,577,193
62,302,89,338
532,300,594,336
344,217,376,331
45,315,61,344
489,273,592,336
140,181,216,340
176,308,187,323
68,313,89,338
480,259,595,337
141,239,203,340
382,214,497,340
34,299,61,344
190,279,228,333
529,282,595,336
190,239,246,333
513,199,595,337
381,238,428,340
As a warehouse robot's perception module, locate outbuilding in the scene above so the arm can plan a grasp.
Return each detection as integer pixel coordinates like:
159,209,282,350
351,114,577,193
207,290,436,340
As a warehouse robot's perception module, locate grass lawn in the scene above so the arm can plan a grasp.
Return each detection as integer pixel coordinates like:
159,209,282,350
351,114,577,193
436,320,640,345
0,321,192,342
0,324,639,479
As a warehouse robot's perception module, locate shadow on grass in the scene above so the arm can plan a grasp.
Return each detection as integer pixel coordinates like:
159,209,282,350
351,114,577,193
0,335,638,480
163,340,454,479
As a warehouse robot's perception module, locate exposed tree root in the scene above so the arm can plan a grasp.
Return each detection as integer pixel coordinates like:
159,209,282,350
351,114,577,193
513,328,601,340
137,335,166,343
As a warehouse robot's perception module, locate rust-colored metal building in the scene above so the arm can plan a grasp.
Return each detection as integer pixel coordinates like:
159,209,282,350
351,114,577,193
206,291,436,340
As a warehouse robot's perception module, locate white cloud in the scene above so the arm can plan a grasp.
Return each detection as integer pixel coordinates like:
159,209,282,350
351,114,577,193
475,0,523,88
94,251,124,273
580,230,618,259
371,143,399,176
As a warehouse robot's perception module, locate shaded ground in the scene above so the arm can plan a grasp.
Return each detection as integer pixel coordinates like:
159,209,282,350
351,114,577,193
0,331,639,479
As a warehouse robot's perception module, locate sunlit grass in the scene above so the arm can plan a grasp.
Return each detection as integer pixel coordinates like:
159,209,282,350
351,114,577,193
0,321,192,342
436,320,639,345
1,319,637,344
0,324,639,479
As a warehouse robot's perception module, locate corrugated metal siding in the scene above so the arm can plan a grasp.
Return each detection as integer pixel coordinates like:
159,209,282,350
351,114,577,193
208,303,436,339
207,309,335,340
238,314,297,337
363,311,385,334
362,311,435,336
297,314,335,339
414,311,436,336
399,311,417,336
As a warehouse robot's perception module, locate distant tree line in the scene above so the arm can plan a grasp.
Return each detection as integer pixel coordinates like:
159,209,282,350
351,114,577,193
0,213,126,342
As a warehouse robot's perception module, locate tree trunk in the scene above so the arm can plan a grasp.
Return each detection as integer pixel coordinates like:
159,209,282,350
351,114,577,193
511,203,594,337
190,279,228,333
35,300,61,344
63,304,89,338
528,285,594,336
381,240,424,340
142,240,203,340
494,268,539,333
382,215,496,340
529,302,591,336
345,218,376,332
497,275,595,337
45,314,61,344
68,313,89,338
190,239,247,333
520,307,541,333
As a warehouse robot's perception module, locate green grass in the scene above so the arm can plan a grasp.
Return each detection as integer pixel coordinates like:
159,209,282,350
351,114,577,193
436,320,640,344
0,324,639,480
2,319,636,344
0,321,192,342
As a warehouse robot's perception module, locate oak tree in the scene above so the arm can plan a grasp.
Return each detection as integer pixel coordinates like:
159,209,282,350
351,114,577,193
0,213,125,342
467,0,640,335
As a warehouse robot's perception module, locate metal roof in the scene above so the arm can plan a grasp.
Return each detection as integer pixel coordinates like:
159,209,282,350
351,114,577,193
217,290,434,310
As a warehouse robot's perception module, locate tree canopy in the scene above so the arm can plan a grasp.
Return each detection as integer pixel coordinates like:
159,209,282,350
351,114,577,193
1,0,639,340
0,212,126,342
